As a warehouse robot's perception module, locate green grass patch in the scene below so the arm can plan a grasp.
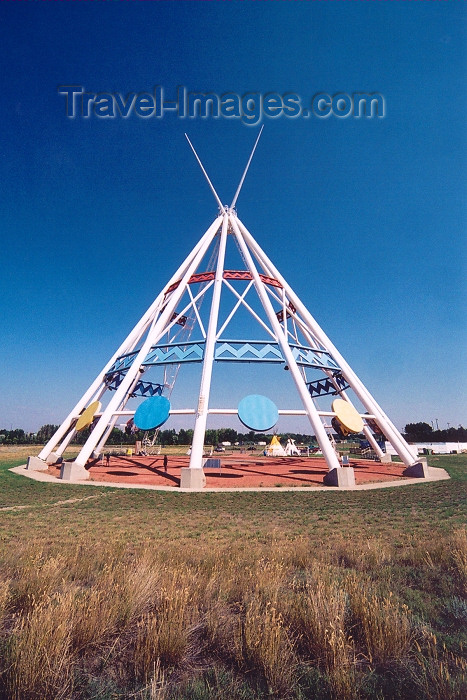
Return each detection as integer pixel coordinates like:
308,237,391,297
0,448,465,698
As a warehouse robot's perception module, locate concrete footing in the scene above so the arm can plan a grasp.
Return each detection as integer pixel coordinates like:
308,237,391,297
323,466,356,488
403,460,430,478
380,453,392,463
45,452,62,465
60,462,90,481
180,467,206,489
26,456,48,471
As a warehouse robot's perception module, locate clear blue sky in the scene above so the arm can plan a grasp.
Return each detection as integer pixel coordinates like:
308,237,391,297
0,1,465,434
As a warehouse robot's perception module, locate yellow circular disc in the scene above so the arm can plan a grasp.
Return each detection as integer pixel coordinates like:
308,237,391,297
75,401,101,431
332,399,364,434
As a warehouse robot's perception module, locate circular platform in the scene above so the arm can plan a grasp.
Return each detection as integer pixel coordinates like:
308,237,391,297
39,453,441,490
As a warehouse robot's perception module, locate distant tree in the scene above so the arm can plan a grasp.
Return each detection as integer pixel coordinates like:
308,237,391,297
204,429,218,446
404,422,433,441
36,424,59,443
159,429,177,446
430,426,467,442
72,427,91,445
218,428,238,444
280,432,313,444
107,428,129,445
178,428,193,445
9,429,26,444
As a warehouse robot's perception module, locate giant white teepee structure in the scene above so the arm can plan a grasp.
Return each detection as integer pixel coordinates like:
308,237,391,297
29,131,424,487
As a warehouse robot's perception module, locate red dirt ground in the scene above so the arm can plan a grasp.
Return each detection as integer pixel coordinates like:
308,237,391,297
48,453,409,488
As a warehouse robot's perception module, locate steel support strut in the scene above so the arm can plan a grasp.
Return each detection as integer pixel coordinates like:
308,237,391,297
38,216,221,463
236,218,416,467
189,213,229,469
230,213,342,472
72,216,223,468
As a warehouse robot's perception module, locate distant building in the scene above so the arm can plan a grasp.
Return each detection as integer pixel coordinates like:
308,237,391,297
385,441,467,455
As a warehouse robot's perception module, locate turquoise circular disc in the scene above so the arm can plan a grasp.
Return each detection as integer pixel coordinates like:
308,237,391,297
238,394,279,432
134,396,171,431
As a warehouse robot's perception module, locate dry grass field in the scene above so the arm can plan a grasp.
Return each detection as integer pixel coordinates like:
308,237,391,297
0,446,465,699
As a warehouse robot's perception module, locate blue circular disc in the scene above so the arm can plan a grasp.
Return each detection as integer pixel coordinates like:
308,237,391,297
237,394,279,432
134,396,171,431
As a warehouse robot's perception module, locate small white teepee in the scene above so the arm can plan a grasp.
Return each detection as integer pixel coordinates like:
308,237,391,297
284,438,300,457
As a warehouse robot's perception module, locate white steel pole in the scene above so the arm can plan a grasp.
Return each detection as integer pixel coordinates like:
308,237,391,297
73,216,223,467
331,382,385,460
230,214,341,471
55,381,110,457
55,426,78,456
94,410,127,457
283,318,384,458
38,220,219,462
230,125,264,210
39,295,159,460
185,134,225,212
237,218,416,467
362,425,385,458
189,213,229,469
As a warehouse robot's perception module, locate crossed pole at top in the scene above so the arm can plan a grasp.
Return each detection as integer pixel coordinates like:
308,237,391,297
184,125,264,213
